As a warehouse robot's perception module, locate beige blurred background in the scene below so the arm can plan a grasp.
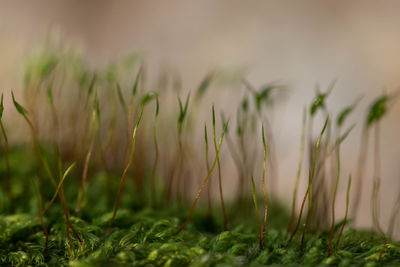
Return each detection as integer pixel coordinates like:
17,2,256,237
1,0,400,234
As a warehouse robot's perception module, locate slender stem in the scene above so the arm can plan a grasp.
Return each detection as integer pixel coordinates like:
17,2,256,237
151,104,159,207
250,174,262,249
39,162,76,218
226,133,246,200
328,130,341,256
261,125,268,247
38,160,81,244
288,118,328,243
371,123,385,235
351,128,369,219
288,108,306,233
336,174,352,249
204,124,212,213
301,118,329,244
109,107,144,226
213,110,227,230
76,118,95,213
175,122,227,234
176,129,184,203
371,123,388,261
49,98,82,244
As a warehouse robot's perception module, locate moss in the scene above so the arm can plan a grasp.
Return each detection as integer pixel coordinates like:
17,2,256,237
1,193,400,266
1,48,400,266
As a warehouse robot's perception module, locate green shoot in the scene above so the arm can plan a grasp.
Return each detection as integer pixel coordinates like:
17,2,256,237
0,93,12,210
372,120,388,261
242,79,284,112
39,162,76,219
167,92,190,201
254,86,274,112
151,96,160,207
235,98,250,201
301,117,329,245
44,75,82,245
242,80,282,197
288,117,328,243
250,174,262,249
39,161,81,244
109,108,143,226
336,174,352,250
12,92,30,123
178,92,190,134
287,107,307,233
212,105,228,230
204,123,212,213
109,92,156,226
76,92,100,213
195,72,214,100
123,67,142,159
328,101,357,255
222,112,246,201
261,125,268,248
175,117,229,234
304,83,333,229
351,127,369,219
309,81,335,116
367,95,388,127
369,97,389,238
371,122,385,237
352,93,395,220
12,90,81,244
116,82,127,110
132,66,143,98
336,96,362,127
85,74,97,109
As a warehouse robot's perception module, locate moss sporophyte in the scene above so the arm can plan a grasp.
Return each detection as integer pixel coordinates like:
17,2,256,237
1,48,400,266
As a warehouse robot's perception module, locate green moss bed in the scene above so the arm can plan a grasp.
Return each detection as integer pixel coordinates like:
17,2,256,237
1,207,400,266
0,150,399,267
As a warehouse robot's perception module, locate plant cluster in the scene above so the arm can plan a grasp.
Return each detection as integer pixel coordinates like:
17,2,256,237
0,44,400,266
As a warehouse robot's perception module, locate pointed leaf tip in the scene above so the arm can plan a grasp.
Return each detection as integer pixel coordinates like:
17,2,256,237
140,92,157,106
11,91,28,116
367,95,388,126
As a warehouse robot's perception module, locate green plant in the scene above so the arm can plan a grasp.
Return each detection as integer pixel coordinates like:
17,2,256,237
38,162,78,241
327,101,358,256
250,174,262,248
175,109,229,234
12,91,81,246
166,92,190,201
336,174,352,250
260,125,268,248
204,123,212,213
151,96,160,207
109,92,157,226
76,91,100,213
288,117,328,244
287,107,307,233
212,105,228,230
2,46,400,266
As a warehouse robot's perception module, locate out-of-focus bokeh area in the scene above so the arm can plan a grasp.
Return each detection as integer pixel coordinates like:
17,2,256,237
1,1,400,235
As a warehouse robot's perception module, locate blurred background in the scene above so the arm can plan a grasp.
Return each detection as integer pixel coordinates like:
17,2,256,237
1,0,400,234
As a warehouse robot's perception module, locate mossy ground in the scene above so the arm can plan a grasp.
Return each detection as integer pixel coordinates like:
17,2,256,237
1,47,400,266
1,150,400,267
